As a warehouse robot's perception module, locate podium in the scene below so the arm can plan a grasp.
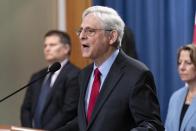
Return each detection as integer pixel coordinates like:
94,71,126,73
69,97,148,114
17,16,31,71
0,125,44,131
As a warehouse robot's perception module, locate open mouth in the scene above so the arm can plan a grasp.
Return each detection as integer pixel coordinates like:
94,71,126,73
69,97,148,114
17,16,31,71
82,44,89,48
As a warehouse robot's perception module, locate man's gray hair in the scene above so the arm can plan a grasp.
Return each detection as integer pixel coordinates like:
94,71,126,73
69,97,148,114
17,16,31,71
82,6,125,47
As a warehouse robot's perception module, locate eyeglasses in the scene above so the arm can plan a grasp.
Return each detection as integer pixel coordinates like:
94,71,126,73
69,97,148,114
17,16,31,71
76,27,112,37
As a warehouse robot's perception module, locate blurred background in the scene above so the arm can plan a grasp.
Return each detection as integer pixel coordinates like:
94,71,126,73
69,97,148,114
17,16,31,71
0,0,195,126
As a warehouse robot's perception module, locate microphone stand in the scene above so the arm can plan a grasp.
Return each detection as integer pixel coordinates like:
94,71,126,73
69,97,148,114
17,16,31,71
0,62,61,103
0,72,49,103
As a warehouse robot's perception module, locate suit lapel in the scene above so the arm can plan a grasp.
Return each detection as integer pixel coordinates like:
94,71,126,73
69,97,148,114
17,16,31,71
42,62,70,114
87,51,126,128
180,96,196,131
80,64,94,128
52,62,70,88
174,87,188,131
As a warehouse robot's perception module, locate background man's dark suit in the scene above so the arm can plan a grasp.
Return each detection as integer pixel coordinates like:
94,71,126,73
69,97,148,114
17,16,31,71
121,26,138,59
78,51,164,131
21,61,80,130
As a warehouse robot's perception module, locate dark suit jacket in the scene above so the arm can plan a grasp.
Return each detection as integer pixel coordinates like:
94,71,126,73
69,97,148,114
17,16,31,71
78,51,164,131
121,26,138,59
21,61,80,131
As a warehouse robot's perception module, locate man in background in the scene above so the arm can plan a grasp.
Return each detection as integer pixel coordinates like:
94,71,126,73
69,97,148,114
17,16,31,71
121,26,138,59
21,30,80,130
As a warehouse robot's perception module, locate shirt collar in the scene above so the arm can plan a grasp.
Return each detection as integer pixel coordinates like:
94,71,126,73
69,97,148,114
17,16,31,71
93,49,119,76
48,58,68,73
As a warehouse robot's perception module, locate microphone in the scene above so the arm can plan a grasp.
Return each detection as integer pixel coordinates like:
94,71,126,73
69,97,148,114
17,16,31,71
0,62,61,103
49,62,61,73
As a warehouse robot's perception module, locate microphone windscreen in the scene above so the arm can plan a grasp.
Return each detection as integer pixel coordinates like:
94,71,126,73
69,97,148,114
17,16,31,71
49,62,61,73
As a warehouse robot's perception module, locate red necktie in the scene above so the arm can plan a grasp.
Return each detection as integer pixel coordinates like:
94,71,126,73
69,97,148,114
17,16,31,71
87,68,101,123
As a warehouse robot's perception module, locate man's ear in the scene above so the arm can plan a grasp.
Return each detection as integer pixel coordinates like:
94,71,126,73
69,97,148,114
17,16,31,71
108,30,118,45
63,44,71,54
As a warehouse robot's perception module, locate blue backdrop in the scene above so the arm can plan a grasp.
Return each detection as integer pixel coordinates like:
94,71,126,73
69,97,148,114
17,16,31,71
93,0,196,122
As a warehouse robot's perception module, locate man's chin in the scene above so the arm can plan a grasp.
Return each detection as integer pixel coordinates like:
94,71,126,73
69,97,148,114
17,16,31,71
82,54,90,59
46,59,57,64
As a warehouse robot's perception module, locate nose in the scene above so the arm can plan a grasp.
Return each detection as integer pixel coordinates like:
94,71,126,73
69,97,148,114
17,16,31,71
179,63,185,71
44,45,50,52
